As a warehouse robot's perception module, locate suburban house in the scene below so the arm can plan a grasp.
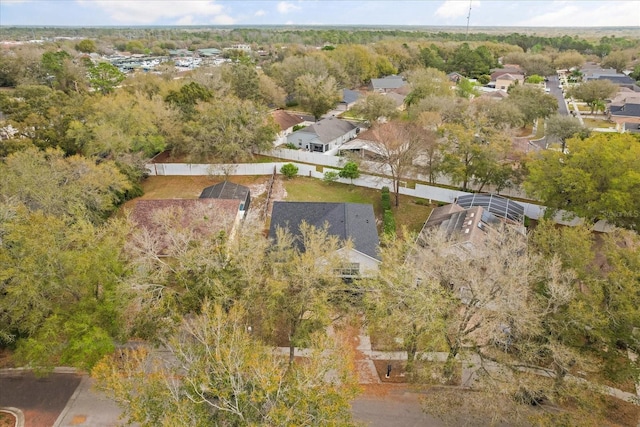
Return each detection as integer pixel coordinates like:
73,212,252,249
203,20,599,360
200,181,251,214
609,103,640,130
384,91,407,111
339,89,362,111
286,116,359,155
489,66,525,89
130,199,244,255
582,64,640,91
338,127,387,159
477,89,509,101
271,109,314,146
269,201,381,277
370,75,407,93
494,73,525,91
417,194,525,252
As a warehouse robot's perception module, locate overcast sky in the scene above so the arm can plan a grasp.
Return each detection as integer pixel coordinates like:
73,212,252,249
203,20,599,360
1,0,639,27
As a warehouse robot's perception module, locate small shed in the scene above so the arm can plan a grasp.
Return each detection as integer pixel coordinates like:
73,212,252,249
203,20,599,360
200,181,250,212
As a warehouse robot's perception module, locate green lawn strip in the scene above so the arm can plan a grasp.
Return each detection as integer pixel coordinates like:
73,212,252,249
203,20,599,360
583,118,616,128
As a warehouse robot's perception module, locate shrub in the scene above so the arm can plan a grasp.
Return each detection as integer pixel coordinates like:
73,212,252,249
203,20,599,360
323,170,339,183
339,161,360,183
383,210,396,236
284,142,298,150
280,163,299,179
381,186,391,211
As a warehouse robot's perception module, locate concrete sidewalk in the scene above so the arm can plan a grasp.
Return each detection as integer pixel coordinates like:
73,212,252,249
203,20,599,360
53,375,129,427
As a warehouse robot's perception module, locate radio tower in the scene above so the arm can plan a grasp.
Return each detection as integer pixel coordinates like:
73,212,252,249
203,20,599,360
465,0,472,41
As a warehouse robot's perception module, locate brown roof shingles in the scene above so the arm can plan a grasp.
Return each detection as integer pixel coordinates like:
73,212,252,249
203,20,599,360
272,109,305,132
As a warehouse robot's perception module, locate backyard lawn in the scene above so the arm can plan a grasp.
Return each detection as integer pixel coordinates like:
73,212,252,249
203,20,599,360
283,177,433,235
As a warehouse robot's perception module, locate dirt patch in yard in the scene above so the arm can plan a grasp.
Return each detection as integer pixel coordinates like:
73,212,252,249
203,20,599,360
373,360,409,383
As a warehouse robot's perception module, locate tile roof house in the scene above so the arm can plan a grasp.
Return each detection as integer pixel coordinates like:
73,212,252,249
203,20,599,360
269,201,380,277
200,181,251,213
286,116,359,155
130,199,243,255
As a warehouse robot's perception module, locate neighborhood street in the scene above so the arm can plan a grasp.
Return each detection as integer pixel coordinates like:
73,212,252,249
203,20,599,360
547,74,569,116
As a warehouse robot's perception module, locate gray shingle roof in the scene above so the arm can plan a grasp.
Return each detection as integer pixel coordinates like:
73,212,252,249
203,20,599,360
269,201,380,260
371,75,406,90
610,103,640,118
595,75,635,85
297,117,357,144
342,89,361,105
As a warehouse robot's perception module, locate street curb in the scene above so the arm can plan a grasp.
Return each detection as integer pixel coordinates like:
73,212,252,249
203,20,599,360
52,374,87,427
0,367,79,376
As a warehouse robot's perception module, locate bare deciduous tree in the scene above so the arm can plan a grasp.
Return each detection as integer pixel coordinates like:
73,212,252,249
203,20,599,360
369,121,424,207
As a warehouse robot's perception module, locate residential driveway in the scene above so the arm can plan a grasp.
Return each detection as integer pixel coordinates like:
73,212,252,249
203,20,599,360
547,74,568,115
0,371,81,427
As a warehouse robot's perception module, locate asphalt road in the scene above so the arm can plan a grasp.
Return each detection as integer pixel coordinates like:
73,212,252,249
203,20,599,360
0,371,81,427
546,74,568,115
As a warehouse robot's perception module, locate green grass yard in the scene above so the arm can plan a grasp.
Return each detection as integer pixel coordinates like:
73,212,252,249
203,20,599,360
583,118,616,128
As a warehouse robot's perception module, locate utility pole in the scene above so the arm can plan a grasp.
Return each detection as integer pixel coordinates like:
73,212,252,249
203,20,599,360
465,0,472,41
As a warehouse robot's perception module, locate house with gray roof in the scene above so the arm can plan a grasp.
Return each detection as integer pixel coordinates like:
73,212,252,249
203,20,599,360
609,102,640,130
200,181,250,213
340,89,362,110
370,75,406,92
269,201,380,277
286,116,358,155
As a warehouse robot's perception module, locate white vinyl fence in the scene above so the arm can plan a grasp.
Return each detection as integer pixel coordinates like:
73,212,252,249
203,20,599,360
146,161,550,221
